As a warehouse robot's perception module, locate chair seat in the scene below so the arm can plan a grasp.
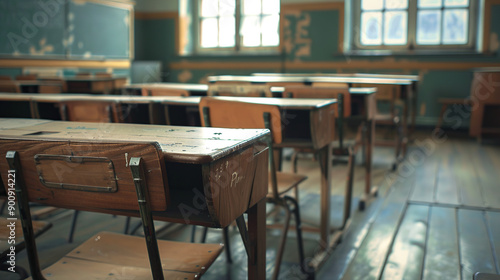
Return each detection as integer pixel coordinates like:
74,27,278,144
268,171,307,196
33,231,224,280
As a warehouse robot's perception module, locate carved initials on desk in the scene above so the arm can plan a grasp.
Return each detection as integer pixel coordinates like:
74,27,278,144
230,172,244,188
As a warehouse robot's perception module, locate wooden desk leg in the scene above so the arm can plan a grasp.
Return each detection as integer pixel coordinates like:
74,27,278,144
247,199,266,280
410,83,418,137
317,143,332,250
359,119,376,210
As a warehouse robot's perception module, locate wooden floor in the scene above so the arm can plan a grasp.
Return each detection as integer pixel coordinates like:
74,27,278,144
1,130,500,280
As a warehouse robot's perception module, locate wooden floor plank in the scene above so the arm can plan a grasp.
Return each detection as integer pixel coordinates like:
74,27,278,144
474,147,500,209
485,211,500,273
458,209,497,279
453,141,484,208
422,206,461,280
342,177,413,280
380,204,429,280
410,160,437,204
432,141,459,205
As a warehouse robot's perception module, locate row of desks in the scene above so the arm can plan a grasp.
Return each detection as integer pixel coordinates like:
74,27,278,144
0,76,127,94
0,118,269,279
0,91,373,268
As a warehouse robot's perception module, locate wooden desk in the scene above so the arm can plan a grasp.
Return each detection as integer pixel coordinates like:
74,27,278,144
0,81,63,93
469,68,500,141
0,118,269,279
162,96,339,265
123,83,209,96
225,73,417,136
39,76,127,94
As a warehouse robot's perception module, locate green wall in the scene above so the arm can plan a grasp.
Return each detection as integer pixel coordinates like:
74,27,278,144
135,3,500,127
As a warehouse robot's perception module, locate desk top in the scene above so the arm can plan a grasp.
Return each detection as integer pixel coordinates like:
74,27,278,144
473,67,500,73
39,76,127,82
253,72,419,82
124,83,209,92
160,96,337,109
0,118,270,164
208,75,413,85
0,93,338,109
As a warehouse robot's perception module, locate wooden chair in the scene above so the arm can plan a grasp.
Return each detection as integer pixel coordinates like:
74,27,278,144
199,97,309,280
0,140,224,279
208,84,273,97
142,87,190,97
15,74,38,81
75,72,92,78
95,72,113,77
39,77,67,93
58,99,121,241
0,81,21,93
59,100,121,123
283,85,358,226
352,83,405,170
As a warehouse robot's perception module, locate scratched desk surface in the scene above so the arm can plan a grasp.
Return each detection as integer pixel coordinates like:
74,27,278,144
0,119,269,164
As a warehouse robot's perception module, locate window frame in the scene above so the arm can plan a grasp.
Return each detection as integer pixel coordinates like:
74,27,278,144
351,0,479,53
192,0,280,55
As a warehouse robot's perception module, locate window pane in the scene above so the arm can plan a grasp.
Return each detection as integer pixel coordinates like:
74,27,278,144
362,0,383,10
384,11,407,45
417,10,441,44
201,0,218,17
262,0,279,15
443,9,468,44
201,18,218,47
242,0,261,16
444,0,469,7
219,16,235,47
361,12,382,45
241,16,261,46
418,0,442,8
385,0,408,10
262,15,279,46
219,0,235,16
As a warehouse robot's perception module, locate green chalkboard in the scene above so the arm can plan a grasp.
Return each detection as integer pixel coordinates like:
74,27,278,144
69,1,131,59
0,0,66,56
0,0,132,59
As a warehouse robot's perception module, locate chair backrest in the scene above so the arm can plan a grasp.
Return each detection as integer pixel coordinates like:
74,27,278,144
0,139,168,213
0,81,20,93
76,72,92,78
60,100,120,123
41,77,67,92
95,72,113,77
284,85,351,117
15,74,38,81
208,84,273,97
0,75,12,81
199,97,282,144
142,87,190,97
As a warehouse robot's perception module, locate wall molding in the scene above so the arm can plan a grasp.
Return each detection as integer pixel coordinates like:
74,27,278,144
170,60,500,71
0,59,131,69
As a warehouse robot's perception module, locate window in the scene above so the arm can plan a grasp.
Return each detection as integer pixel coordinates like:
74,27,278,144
352,0,478,52
186,0,280,54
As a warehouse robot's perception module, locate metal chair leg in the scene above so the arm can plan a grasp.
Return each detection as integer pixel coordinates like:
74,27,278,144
190,225,197,242
271,202,292,280
284,196,311,277
201,227,208,243
342,149,355,229
124,216,131,234
222,227,232,263
68,210,79,243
